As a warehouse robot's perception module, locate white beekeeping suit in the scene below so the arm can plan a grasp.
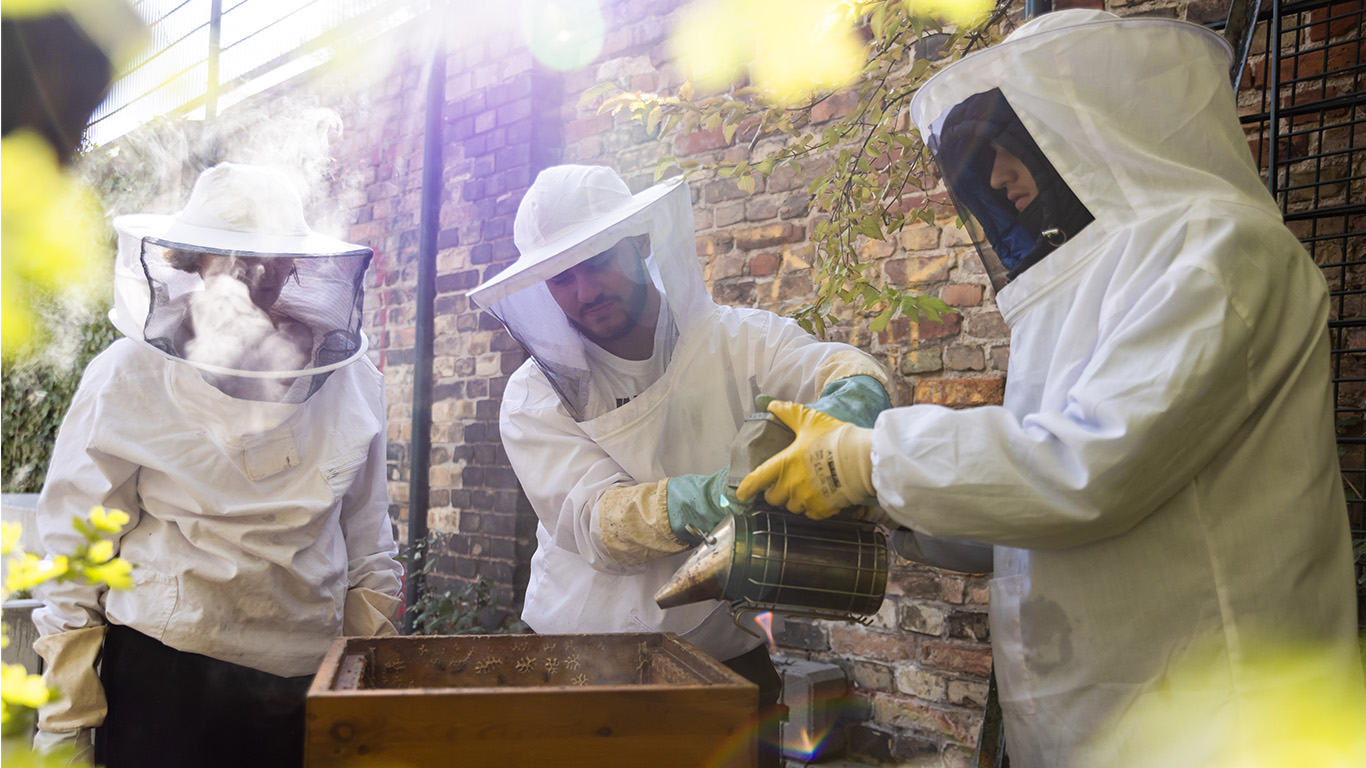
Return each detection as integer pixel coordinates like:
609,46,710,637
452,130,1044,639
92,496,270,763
877,10,1364,766
32,163,402,762
470,166,888,664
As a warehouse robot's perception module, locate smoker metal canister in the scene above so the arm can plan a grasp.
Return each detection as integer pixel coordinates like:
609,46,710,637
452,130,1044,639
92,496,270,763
732,511,887,616
654,511,888,618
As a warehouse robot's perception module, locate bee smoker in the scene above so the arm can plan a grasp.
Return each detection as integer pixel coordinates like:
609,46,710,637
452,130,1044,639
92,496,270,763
654,413,889,627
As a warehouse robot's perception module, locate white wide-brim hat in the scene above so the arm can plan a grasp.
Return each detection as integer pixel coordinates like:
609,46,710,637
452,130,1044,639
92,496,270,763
469,165,682,308
112,162,369,257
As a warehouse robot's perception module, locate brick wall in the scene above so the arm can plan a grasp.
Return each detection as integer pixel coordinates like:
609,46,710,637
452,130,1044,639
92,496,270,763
310,13,563,624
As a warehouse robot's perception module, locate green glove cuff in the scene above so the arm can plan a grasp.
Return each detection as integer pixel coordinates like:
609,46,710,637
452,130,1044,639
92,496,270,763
808,374,891,428
667,467,749,545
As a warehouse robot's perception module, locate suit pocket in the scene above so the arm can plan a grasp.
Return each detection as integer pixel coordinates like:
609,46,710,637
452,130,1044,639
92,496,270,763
319,448,368,499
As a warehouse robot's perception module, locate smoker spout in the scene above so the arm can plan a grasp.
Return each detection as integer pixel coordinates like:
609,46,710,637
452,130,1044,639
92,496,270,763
654,515,737,608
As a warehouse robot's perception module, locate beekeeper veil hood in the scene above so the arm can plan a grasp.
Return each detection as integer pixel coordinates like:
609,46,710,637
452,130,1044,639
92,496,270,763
112,163,372,403
911,9,1257,293
470,165,713,422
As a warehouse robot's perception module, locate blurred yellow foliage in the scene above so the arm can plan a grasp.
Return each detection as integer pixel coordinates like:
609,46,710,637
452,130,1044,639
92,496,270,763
88,507,129,535
0,664,54,711
671,0,994,105
1,131,104,359
672,0,864,105
908,0,993,25
0,0,66,18
1,510,134,737
1089,638,1366,767
5,554,69,594
0,523,19,555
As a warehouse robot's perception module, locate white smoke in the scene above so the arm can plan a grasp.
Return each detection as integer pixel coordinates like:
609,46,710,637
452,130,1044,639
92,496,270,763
185,272,312,402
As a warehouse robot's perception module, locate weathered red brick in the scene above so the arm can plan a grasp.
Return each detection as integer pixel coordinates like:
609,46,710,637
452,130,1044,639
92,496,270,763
810,90,860,124
911,312,961,342
829,624,916,661
913,378,1005,408
565,114,613,143
734,222,805,250
940,283,982,307
885,255,951,285
920,639,992,678
674,126,728,156
696,232,734,257
869,691,980,745
749,252,780,277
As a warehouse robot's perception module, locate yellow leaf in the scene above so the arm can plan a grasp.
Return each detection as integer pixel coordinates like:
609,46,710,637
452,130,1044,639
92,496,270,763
88,540,114,564
6,553,68,591
0,522,20,556
85,558,134,591
1,0,68,18
1,131,104,358
89,506,130,534
1,662,54,709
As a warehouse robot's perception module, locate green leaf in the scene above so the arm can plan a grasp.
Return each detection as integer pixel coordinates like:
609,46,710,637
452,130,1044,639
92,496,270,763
869,308,894,333
654,155,677,181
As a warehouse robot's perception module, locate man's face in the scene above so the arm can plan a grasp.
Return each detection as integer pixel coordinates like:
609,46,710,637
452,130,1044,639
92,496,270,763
546,236,652,345
989,143,1039,212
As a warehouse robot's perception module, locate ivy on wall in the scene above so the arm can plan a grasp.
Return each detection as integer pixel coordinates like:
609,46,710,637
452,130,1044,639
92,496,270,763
2,312,118,493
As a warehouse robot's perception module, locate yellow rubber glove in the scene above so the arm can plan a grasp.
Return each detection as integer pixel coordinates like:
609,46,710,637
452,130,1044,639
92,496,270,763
736,400,875,519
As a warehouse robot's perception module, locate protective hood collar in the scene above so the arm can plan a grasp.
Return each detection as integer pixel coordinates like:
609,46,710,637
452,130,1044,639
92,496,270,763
909,10,1266,290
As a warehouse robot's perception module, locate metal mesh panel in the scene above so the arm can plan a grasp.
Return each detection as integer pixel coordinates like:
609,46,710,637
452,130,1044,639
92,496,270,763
86,0,431,146
1239,0,1366,622
728,512,888,617
137,241,370,402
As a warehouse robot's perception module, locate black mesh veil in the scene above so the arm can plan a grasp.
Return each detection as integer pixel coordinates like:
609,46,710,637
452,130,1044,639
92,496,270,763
136,240,371,403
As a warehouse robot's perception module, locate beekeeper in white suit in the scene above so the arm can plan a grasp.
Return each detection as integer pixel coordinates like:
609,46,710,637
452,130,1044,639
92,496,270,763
740,10,1364,767
32,163,403,768
469,164,890,766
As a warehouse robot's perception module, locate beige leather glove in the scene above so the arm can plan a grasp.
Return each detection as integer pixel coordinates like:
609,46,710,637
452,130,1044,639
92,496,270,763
32,726,95,764
814,351,892,400
343,587,402,636
33,625,106,761
597,480,691,567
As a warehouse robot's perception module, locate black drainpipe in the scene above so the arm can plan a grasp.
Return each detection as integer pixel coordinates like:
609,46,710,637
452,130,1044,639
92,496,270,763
402,27,446,634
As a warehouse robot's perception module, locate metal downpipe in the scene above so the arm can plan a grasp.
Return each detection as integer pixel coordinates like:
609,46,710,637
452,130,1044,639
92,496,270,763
402,30,446,634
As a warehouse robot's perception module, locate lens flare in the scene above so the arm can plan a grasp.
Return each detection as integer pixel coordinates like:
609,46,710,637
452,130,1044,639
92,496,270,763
753,611,778,653
519,0,605,71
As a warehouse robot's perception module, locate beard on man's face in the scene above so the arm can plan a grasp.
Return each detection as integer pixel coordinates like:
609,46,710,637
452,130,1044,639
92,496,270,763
570,276,650,343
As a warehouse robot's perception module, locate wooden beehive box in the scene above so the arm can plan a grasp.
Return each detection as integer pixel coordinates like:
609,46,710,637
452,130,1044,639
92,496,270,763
306,632,757,767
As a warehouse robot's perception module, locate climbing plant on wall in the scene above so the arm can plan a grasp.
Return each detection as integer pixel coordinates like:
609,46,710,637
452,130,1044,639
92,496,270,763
589,0,1013,336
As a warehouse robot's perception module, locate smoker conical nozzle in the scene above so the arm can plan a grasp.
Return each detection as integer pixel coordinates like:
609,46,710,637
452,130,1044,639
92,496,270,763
654,514,738,608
